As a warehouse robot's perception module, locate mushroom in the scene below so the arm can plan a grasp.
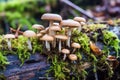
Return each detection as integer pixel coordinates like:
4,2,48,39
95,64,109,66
68,54,77,63
74,17,86,31
49,26,61,36
32,24,44,33
40,34,54,51
23,30,36,51
41,13,62,35
40,29,47,34
54,35,68,52
37,33,43,37
4,34,15,50
71,42,81,53
61,48,70,60
61,20,80,47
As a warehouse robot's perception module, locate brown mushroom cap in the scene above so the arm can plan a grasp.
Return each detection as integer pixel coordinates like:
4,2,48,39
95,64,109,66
32,24,44,30
37,33,43,37
23,30,36,38
40,34,54,41
54,35,68,40
61,49,70,54
49,26,61,31
40,30,47,34
41,13,62,22
107,55,116,61
61,20,80,27
69,54,77,61
80,22,86,26
4,34,15,39
71,42,81,48
74,17,86,22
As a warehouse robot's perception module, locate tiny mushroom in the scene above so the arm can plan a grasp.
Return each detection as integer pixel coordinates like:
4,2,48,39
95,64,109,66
23,30,36,51
32,24,44,33
49,26,61,36
61,48,70,60
53,22,59,26
41,13,62,35
61,19,80,47
40,34,54,51
71,42,81,53
106,55,118,68
74,17,86,31
4,34,15,50
68,54,77,63
40,29,47,34
54,35,68,52
37,33,43,37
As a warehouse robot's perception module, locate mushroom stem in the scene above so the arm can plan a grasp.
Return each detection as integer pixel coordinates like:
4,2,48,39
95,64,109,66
78,26,81,32
67,28,71,47
53,38,56,48
7,39,12,50
63,54,67,61
45,41,50,51
72,48,76,54
27,38,32,51
59,39,62,52
49,20,53,27
94,64,98,80
49,21,54,35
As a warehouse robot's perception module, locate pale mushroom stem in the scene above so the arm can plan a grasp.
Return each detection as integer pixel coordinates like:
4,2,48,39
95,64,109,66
7,39,12,50
27,38,32,51
67,28,71,47
53,38,56,48
59,39,61,52
63,54,67,61
78,26,81,32
49,21,54,35
94,64,98,80
45,41,50,51
72,48,76,54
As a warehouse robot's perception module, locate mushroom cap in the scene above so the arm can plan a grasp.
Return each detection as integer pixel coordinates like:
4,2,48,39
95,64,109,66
41,13,62,22
107,55,116,61
40,29,47,34
49,26,61,31
40,34,54,41
69,54,77,61
74,17,86,22
23,30,36,38
61,49,70,54
80,22,86,26
4,34,15,39
54,35,68,40
32,24,44,30
61,20,80,27
71,42,81,48
37,33,43,37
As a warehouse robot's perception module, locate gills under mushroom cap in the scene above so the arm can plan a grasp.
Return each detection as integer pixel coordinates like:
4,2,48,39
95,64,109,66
41,13,62,22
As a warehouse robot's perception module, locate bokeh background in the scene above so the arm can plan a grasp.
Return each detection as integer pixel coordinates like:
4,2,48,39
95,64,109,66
0,0,120,34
